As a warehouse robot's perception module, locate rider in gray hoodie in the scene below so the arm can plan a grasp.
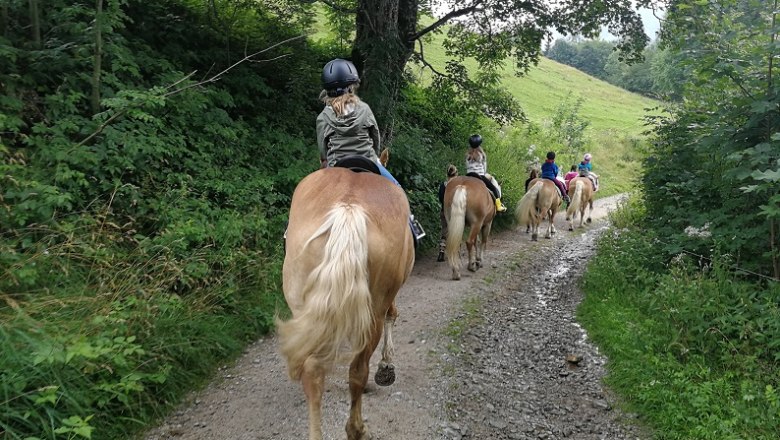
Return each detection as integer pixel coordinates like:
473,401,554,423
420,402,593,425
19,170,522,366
316,58,423,239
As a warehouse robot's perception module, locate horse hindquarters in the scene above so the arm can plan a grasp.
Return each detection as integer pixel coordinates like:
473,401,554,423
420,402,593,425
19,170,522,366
279,204,373,440
566,180,584,230
446,186,467,280
516,181,542,240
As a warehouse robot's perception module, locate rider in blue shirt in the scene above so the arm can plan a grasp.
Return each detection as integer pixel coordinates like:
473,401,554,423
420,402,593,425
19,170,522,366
541,151,570,205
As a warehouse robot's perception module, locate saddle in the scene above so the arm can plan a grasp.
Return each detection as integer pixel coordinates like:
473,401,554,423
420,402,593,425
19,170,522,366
334,156,381,175
332,155,425,247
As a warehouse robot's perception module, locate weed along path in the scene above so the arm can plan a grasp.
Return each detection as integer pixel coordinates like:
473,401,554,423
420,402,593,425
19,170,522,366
145,194,646,440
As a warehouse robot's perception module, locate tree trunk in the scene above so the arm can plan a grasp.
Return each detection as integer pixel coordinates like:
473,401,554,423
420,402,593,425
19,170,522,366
91,0,103,115
352,0,418,144
28,0,41,48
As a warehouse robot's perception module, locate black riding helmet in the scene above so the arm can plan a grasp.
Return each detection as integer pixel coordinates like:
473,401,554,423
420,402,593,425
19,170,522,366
469,134,482,148
322,59,360,97
546,151,556,160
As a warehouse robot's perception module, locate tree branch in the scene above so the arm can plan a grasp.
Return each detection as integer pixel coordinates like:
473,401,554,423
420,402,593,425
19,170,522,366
306,0,357,14
75,34,305,148
412,40,471,91
411,2,483,42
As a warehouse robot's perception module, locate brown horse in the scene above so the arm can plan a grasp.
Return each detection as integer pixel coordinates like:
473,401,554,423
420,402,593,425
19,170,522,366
444,176,496,280
566,177,594,230
515,178,562,241
278,167,415,440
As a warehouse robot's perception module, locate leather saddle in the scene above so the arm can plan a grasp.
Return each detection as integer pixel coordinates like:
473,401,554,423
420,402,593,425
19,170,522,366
333,156,381,175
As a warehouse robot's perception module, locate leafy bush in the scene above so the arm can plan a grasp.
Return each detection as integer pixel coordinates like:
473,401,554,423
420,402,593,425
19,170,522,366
579,219,780,439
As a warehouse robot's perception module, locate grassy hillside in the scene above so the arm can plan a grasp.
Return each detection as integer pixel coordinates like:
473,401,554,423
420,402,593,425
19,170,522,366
407,25,662,197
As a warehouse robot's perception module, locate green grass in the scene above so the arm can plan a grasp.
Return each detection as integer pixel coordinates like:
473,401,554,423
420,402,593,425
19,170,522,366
578,204,780,439
409,19,661,198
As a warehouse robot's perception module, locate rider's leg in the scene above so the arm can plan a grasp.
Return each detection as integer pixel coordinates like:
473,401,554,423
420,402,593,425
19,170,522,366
377,162,425,242
377,163,401,186
547,177,570,204
478,175,507,212
486,174,507,212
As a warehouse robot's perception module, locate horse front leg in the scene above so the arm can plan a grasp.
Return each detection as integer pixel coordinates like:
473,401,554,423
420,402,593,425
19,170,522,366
347,320,382,440
374,303,397,387
301,358,326,440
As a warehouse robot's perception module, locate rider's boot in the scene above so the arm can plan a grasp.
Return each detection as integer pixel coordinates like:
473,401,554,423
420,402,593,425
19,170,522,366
495,198,508,212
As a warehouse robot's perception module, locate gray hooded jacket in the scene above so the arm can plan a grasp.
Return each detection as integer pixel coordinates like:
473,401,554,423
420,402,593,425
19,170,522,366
316,100,381,167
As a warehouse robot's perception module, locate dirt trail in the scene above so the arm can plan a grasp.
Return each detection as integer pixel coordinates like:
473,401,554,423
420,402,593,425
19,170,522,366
145,194,645,440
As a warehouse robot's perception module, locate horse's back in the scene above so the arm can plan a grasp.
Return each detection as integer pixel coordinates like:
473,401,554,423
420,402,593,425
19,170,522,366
443,176,495,223
284,168,414,306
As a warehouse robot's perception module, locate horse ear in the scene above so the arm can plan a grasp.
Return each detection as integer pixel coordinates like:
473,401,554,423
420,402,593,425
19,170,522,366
379,148,389,167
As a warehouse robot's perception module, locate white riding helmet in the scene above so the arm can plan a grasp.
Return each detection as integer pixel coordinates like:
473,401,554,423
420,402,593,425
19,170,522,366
583,153,592,161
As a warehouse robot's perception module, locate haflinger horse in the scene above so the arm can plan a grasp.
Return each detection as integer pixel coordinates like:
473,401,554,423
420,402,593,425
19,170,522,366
444,175,496,280
566,176,594,230
278,161,415,440
515,178,562,241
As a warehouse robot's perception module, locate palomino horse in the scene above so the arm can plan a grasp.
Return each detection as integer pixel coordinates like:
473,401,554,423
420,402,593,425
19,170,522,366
444,176,496,280
566,177,594,230
515,178,562,240
278,166,415,440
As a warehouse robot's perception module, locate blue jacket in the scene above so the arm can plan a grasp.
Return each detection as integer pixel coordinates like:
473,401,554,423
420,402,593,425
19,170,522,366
578,161,592,172
541,160,559,179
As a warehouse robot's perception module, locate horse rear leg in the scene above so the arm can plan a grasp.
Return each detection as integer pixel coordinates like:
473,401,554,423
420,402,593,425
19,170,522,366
347,320,383,440
466,220,483,272
477,222,492,269
374,302,398,386
586,200,593,224
301,358,326,440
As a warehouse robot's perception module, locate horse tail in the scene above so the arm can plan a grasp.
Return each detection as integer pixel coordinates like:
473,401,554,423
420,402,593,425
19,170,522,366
278,203,373,381
567,180,583,217
515,181,542,226
446,186,467,268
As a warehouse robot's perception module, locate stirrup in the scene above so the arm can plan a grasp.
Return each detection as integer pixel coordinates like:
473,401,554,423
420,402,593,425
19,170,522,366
411,218,426,240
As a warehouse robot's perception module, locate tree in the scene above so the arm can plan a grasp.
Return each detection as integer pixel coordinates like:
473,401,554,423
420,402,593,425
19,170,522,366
645,0,780,278
315,0,660,138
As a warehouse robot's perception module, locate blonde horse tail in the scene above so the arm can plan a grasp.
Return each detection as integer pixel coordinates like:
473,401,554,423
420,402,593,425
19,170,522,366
277,203,373,381
567,180,583,218
446,186,467,268
515,181,542,226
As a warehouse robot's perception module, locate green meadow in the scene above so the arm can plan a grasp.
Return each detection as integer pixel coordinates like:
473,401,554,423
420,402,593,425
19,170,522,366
406,25,663,197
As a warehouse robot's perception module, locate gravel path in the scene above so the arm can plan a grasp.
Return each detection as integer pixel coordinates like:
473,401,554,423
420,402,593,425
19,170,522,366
144,194,648,440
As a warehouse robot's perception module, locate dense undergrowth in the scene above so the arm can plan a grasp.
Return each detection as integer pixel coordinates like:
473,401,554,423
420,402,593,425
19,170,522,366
579,196,780,439
0,1,602,438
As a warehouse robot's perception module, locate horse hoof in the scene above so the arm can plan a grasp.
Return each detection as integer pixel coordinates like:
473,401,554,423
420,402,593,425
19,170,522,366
437,251,445,262
374,362,396,386
587,218,592,224
452,273,461,280
568,226,574,231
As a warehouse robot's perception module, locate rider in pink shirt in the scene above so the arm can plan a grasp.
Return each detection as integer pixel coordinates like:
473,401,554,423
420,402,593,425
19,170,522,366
563,165,578,190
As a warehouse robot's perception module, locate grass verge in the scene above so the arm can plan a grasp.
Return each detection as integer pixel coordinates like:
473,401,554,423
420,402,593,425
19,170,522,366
577,202,780,439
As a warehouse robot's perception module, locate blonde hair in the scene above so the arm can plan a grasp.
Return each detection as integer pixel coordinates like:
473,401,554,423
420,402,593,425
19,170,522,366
466,146,485,162
319,86,361,117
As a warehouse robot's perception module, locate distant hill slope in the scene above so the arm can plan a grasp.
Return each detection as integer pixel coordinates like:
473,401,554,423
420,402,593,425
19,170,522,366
409,42,661,137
